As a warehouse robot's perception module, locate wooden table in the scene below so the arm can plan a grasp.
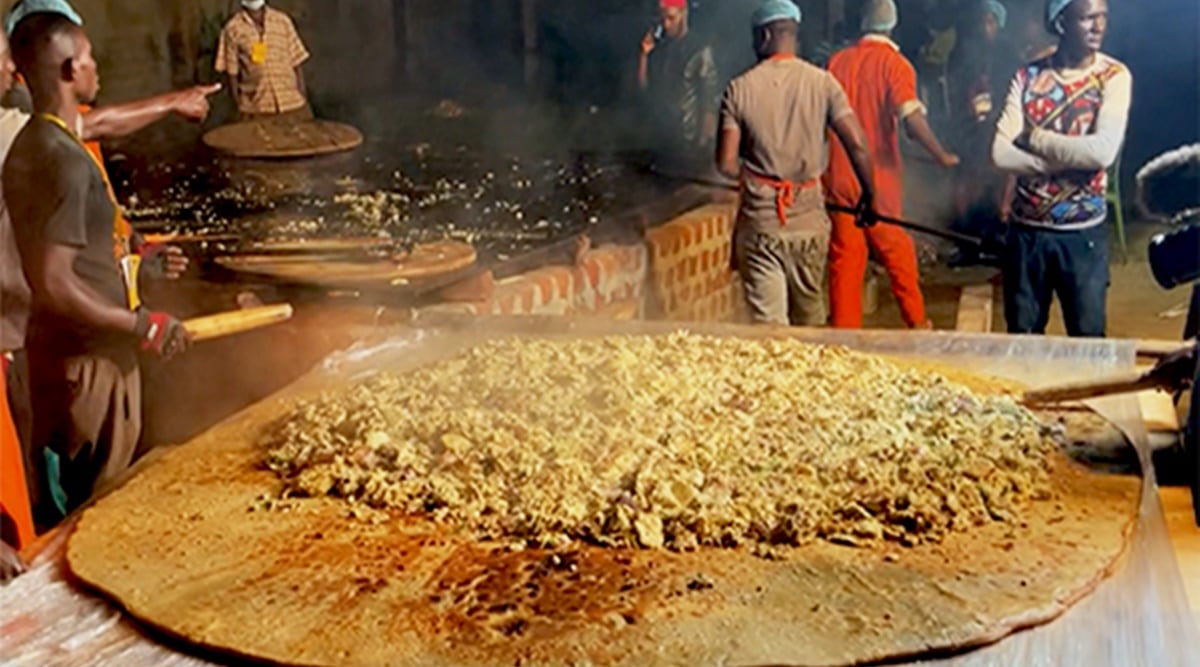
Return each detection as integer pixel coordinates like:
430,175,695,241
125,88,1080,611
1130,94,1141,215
1160,486,1200,632
955,281,1199,633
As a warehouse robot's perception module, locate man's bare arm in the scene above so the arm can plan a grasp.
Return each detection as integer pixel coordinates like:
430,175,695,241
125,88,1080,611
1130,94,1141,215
715,127,741,180
831,113,876,203
30,245,138,335
80,84,221,141
637,30,655,91
0,542,25,583
904,110,959,167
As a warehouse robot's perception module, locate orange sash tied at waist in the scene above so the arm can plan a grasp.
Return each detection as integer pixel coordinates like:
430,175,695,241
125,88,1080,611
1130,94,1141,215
743,168,819,227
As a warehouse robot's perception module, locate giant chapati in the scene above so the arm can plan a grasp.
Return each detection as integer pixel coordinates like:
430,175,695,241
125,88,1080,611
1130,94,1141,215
67,334,1139,667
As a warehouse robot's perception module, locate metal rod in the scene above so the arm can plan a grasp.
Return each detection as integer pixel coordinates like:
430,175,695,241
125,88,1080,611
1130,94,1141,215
823,203,986,247
648,169,988,248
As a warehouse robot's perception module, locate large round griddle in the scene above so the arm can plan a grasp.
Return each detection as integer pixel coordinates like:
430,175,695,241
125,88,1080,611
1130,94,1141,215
203,118,363,159
65,341,1141,667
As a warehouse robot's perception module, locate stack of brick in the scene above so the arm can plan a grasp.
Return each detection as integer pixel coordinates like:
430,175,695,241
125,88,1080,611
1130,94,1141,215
420,203,753,324
644,203,747,324
420,244,647,319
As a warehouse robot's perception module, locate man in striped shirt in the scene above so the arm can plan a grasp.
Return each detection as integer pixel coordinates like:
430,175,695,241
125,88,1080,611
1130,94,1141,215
992,0,1131,337
216,0,310,120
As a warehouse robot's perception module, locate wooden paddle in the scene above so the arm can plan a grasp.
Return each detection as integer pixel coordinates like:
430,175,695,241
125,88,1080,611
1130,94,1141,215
1022,371,1167,406
182,304,294,343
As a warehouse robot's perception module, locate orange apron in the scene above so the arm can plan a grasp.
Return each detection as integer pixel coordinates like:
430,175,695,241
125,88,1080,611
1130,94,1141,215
0,356,34,550
739,53,821,228
73,105,135,259
742,168,819,228
42,111,140,309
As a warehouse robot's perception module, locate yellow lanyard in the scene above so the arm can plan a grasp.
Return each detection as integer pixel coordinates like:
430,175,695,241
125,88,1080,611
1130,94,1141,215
40,113,142,310
39,113,131,259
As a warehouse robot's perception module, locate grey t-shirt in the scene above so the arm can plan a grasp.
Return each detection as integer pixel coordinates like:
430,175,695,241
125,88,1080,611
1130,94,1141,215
4,115,135,369
719,57,854,233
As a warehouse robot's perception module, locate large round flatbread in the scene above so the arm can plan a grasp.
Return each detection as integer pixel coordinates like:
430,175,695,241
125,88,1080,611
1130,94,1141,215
203,119,363,158
66,348,1139,667
214,241,477,287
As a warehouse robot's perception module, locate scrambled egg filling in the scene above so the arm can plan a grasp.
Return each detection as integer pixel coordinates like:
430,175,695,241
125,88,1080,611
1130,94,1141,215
263,334,1058,550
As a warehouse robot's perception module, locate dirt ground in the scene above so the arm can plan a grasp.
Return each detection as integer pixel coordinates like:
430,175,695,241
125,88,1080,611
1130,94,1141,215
864,219,1193,344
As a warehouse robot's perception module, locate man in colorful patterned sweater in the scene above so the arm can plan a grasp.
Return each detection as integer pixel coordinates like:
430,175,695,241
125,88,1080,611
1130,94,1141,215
991,0,1130,337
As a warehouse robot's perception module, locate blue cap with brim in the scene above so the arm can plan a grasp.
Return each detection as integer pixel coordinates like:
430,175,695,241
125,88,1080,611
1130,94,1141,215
752,0,801,28
4,0,84,36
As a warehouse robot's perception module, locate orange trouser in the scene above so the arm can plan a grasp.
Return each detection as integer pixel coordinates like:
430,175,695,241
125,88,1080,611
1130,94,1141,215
0,359,35,550
828,210,927,329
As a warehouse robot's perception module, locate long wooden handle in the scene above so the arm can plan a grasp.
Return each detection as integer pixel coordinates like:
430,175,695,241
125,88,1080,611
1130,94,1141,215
182,304,294,343
1023,372,1165,405
1137,338,1192,360
141,232,242,245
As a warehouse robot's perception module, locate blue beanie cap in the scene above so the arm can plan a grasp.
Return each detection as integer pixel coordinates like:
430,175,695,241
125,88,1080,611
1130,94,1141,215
4,0,84,36
752,0,801,28
1046,0,1073,32
985,0,1008,29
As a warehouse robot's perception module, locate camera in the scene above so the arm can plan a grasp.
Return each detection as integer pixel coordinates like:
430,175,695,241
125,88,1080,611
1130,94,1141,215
1140,145,1200,290
1149,215,1200,290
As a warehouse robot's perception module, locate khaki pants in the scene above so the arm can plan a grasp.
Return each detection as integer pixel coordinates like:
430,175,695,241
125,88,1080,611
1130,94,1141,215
31,354,141,519
736,228,830,326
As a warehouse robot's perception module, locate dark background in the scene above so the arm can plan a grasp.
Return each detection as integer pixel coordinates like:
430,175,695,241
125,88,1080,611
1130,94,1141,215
51,0,1200,188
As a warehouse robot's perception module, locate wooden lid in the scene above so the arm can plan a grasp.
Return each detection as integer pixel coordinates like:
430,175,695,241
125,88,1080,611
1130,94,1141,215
203,118,364,158
214,240,477,287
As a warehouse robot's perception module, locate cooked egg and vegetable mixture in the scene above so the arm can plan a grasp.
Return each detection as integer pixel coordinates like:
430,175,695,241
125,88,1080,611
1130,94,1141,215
263,334,1059,551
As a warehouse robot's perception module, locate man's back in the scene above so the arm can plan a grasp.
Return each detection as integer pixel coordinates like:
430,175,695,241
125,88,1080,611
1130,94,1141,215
721,56,853,232
723,57,850,185
826,36,922,207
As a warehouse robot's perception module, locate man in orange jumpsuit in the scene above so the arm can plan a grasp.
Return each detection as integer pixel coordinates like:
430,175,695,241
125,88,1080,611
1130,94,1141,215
824,0,959,330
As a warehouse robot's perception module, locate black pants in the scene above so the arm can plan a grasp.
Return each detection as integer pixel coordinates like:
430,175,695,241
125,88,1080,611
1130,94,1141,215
1003,223,1109,337
1183,284,1200,340
1187,339,1200,524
